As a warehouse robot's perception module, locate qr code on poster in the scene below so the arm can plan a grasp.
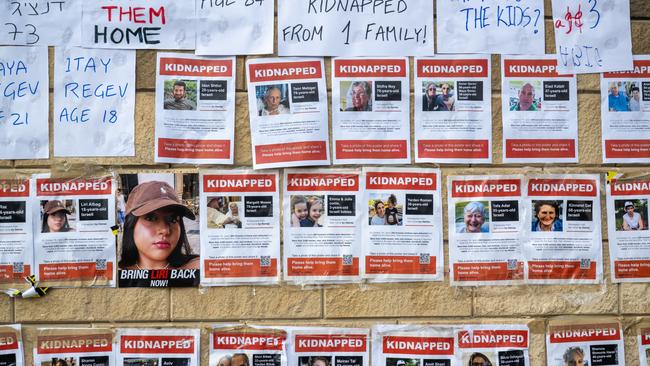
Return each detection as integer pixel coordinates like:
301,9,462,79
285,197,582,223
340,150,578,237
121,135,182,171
12,262,24,274
419,253,430,264
507,259,518,270
96,259,107,270
343,255,353,265
260,256,270,267
580,258,591,269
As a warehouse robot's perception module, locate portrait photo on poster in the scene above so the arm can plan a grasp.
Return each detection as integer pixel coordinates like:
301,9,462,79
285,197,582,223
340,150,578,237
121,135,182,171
117,173,200,287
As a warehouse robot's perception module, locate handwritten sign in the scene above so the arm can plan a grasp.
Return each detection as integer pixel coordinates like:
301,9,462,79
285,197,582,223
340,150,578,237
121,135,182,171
53,47,135,157
0,0,81,45
81,0,195,49
436,0,545,54
552,0,632,74
196,0,273,55
278,0,433,56
0,46,49,159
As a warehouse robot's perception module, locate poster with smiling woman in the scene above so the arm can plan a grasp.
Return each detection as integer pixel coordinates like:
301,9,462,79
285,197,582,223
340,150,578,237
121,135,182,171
117,173,200,287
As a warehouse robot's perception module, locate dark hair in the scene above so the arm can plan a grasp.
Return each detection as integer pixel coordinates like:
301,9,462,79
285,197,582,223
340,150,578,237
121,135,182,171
631,86,640,92
54,359,68,366
374,200,384,210
118,212,197,268
41,212,71,233
173,80,187,90
310,357,330,366
468,353,492,366
534,200,560,218
388,194,397,205
563,346,584,363
232,353,250,366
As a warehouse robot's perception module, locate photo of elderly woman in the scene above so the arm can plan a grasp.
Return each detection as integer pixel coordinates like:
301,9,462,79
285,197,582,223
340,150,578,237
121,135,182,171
615,199,648,231
117,174,201,287
40,200,76,233
531,200,563,232
340,81,372,111
207,196,243,229
455,201,489,233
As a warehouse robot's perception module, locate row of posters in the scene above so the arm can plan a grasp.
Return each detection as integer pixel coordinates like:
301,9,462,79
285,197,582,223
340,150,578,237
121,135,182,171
0,0,633,76
3,321,645,366
4,51,650,163
4,171,650,288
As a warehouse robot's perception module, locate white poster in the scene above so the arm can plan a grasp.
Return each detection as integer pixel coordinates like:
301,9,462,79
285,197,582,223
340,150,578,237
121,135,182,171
525,174,602,284
116,329,200,366
639,325,650,366
54,47,135,157
455,325,530,366
606,174,650,282
331,58,410,165
283,169,362,284
278,0,433,56
0,325,23,366
547,320,624,366
287,328,369,366
601,56,650,163
34,329,113,366
414,55,492,163
501,55,578,163
82,0,195,49
196,0,273,55
0,0,81,46
362,168,443,282
0,179,34,288
552,0,633,74
447,175,525,286
155,53,235,164
0,46,49,160
33,174,116,287
210,325,287,366
372,324,455,366
436,0,544,55
200,170,280,285
246,58,330,169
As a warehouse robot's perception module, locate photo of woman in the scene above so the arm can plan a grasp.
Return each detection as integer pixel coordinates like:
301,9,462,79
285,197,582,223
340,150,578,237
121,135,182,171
531,200,563,232
41,200,75,233
118,181,199,270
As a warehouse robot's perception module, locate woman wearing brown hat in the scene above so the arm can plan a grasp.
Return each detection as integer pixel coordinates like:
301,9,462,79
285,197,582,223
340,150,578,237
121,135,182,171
41,200,73,233
118,181,199,270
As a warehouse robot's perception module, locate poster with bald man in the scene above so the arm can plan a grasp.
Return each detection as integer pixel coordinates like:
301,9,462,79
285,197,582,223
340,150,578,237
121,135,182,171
246,58,330,169
501,55,578,163
331,57,410,164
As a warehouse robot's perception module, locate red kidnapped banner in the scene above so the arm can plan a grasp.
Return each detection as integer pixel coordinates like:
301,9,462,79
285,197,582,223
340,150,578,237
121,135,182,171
382,336,453,355
451,179,521,198
610,179,650,196
0,180,29,197
249,61,322,82
37,178,112,196
0,333,18,351
203,174,276,193
334,59,406,77
366,172,436,190
504,59,571,77
120,335,195,354
38,334,112,354
457,330,528,348
159,57,232,77
641,328,650,345
286,174,359,192
603,60,650,78
417,59,488,78
549,324,620,343
212,332,285,351
294,334,367,352
527,179,597,197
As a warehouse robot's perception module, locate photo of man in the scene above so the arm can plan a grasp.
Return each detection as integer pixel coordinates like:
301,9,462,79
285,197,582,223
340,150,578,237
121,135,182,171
510,82,539,111
164,80,197,110
615,199,648,231
435,82,455,111
258,85,290,116
608,82,630,112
